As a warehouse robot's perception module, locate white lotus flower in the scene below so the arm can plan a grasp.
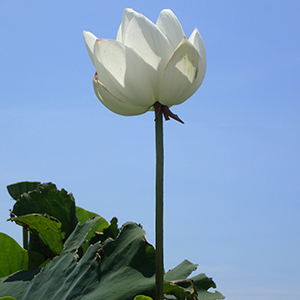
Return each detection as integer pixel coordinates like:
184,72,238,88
83,8,206,116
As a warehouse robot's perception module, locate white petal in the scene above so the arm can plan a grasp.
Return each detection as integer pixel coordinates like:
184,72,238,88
83,31,98,66
93,39,155,107
189,28,206,79
93,74,150,116
116,8,139,43
123,13,173,101
116,23,122,42
159,38,204,106
123,12,173,70
156,9,185,49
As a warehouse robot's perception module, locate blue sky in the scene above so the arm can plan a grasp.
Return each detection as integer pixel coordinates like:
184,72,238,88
1,1,299,299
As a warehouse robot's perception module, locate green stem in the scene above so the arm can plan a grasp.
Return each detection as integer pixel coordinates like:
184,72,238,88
155,110,164,300
23,227,28,250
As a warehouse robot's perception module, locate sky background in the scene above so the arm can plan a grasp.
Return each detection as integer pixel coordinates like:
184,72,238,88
1,1,299,299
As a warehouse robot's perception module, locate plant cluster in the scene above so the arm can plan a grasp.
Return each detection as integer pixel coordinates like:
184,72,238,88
0,182,224,300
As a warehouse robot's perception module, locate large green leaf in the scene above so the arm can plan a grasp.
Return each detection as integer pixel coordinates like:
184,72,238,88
0,233,28,277
0,218,100,299
11,214,64,257
12,183,78,239
89,216,119,244
0,218,224,300
191,273,225,300
76,206,109,235
164,281,198,300
76,206,109,250
24,220,156,300
0,269,40,299
76,206,102,224
6,182,40,200
165,265,225,300
165,259,198,281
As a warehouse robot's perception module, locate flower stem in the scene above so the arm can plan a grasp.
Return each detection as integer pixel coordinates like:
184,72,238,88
155,109,164,300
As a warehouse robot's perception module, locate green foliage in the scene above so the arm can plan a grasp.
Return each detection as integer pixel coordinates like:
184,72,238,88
89,216,119,244
165,259,198,281
76,206,109,252
11,214,64,257
163,260,225,300
3,182,109,272
0,218,224,300
11,182,78,239
7,181,40,200
0,218,154,300
164,260,225,299
0,181,224,299
0,233,28,277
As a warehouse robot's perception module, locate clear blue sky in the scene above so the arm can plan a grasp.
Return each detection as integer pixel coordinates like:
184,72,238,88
1,1,299,299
